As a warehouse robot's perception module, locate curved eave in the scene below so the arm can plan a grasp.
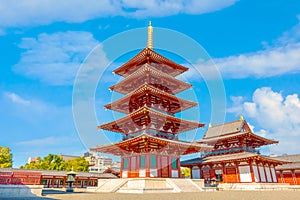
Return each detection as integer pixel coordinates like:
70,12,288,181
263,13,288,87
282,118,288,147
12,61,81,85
181,152,287,167
98,106,204,134
105,84,197,114
90,133,212,156
110,64,192,94
113,48,188,77
198,132,278,146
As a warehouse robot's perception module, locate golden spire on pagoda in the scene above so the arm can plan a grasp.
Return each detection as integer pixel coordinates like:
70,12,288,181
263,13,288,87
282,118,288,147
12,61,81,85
147,21,153,49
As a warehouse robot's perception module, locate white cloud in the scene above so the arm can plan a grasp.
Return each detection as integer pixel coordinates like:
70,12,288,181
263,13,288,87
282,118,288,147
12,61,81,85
215,43,300,78
17,136,73,147
0,0,238,29
275,14,300,45
119,0,238,18
13,31,99,85
3,91,63,125
226,96,243,113
228,87,300,154
4,92,31,106
190,15,300,79
0,0,120,27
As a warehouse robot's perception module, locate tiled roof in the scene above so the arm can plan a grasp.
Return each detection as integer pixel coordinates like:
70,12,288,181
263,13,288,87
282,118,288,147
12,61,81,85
271,154,300,170
271,154,300,162
113,48,188,77
181,152,285,166
0,168,117,178
276,163,300,170
203,120,244,139
199,120,278,145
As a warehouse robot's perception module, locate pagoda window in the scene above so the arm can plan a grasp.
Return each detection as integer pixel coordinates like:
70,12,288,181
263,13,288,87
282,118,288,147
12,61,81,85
123,158,128,169
171,158,177,169
140,155,145,168
150,155,157,168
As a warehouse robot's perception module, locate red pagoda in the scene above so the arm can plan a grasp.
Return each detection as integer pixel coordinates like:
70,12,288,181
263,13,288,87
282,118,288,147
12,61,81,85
181,117,286,183
90,22,211,178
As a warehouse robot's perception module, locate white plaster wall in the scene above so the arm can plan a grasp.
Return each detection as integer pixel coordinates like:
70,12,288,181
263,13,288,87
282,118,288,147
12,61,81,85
139,169,146,177
271,167,277,182
150,169,157,177
259,166,266,182
265,166,272,182
122,171,128,178
172,170,178,178
253,165,260,182
239,166,252,182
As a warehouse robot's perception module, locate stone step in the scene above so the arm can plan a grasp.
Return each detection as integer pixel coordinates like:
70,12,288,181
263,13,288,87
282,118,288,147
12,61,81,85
167,179,203,192
95,179,127,192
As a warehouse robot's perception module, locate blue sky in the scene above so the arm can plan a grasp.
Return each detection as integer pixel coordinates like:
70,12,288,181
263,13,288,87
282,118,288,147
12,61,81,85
1,0,300,167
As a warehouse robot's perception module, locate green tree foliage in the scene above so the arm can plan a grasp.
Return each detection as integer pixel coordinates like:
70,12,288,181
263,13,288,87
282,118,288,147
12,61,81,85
65,157,89,172
0,146,13,168
20,154,89,172
180,167,191,178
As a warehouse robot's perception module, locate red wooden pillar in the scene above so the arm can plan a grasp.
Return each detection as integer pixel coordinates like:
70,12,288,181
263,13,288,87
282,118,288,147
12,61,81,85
249,160,255,182
292,170,297,185
279,170,284,183
63,176,66,188
120,157,124,178
128,156,131,178
146,154,150,178
235,162,240,183
168,156,172,178
52,177,54,188
268,164,274,183
137,154,140,178
262,164,268,182
222,163,227,183
158,154,162,178
209,164,214,180
76,177,79,188
256,164,262,182
177,157,181,178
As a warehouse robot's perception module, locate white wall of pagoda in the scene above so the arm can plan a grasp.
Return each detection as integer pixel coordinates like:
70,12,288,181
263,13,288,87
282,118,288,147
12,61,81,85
120,153,180,178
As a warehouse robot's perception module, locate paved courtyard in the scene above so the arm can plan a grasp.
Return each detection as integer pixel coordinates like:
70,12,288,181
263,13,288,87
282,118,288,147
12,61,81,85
4,190,300,200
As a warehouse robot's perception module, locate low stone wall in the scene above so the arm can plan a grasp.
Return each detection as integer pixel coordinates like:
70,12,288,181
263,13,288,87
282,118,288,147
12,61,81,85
0,184,43,198
218,183,300,190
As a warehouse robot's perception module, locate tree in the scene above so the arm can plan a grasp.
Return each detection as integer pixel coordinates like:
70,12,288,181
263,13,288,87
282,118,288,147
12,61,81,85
0,146,13,168
180,167,190,178
65,157,89,172
20,154,89,172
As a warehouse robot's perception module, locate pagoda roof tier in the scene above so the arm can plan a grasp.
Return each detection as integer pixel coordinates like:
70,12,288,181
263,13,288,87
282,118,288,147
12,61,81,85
199,120,278,147
99,106,205,135
113,48,188,77
110,63,192,94
90,133,212,156
181,152,288,166
105,84,197,114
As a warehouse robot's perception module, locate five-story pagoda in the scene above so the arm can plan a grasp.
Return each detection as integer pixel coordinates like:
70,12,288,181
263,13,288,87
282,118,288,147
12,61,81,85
90,22,211,178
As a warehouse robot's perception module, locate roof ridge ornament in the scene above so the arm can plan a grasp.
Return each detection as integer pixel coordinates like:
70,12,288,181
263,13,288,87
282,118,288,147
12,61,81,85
147,21,153,49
